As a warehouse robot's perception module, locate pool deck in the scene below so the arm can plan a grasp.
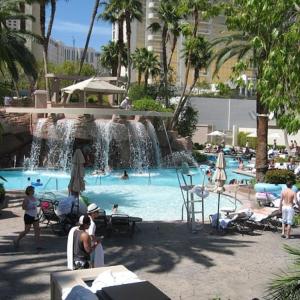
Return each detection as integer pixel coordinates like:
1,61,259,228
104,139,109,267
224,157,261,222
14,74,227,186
0,190,299,300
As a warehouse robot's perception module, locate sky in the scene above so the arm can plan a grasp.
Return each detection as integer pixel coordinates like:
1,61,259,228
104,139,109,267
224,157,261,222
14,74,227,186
47,0,112,51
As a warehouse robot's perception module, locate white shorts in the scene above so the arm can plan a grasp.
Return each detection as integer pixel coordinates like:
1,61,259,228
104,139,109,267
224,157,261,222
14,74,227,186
282,206,294,225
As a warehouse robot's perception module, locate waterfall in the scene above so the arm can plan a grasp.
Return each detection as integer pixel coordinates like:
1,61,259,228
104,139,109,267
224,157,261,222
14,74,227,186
46,122,59,168
146,120,161,167
55,119,77,171
128,121,152,171
26,118,47,170
93,120,112,171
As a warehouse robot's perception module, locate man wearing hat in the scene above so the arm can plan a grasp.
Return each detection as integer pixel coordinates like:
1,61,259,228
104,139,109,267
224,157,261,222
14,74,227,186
119,96,131,110
87,203,104,267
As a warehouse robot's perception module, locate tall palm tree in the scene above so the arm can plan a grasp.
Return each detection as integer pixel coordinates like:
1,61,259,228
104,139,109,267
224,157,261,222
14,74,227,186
0,0,37,83
123,0,143,91
99,0,125,85
26,0,59,97
132,47,160,89
208,1,297,182
172,35,211,129
78,0,100,75
148,0,182,107
100,41,127,76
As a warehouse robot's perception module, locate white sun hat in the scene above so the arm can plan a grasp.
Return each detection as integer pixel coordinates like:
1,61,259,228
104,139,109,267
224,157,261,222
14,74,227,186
87,203,100,213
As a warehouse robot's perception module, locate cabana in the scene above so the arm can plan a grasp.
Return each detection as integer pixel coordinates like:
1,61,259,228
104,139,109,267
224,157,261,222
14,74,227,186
61,77,126,107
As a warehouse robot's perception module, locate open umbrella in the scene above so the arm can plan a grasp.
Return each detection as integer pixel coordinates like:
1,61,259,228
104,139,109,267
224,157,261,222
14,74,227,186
68,149,85,215
213,151,227,229
207,130,226,136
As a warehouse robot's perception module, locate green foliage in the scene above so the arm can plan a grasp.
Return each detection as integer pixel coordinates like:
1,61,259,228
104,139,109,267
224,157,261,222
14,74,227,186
293,215,300,226
216,82,231,96
132,98,172,112
128,84,148,101
265,169,296,185
176,105,198,137
265,245,300,300
192,151,207,163
237,132,257,149
193,143,204,150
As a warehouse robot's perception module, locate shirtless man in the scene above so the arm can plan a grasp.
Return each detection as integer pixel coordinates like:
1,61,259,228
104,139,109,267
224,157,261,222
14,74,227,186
280,181,296,239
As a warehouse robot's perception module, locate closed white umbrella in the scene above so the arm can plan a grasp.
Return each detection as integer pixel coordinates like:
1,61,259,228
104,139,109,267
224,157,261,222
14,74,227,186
68,149,85,193
213,152,227,229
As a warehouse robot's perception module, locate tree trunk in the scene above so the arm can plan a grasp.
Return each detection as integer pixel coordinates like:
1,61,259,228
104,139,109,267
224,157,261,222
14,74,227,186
125,11,131,92
167,36,177,69
138,71,141,85
256,92,269,182
162,25,169,107
117,18,124,86
78,0,100,75
144,71,149,90
170,9,198,129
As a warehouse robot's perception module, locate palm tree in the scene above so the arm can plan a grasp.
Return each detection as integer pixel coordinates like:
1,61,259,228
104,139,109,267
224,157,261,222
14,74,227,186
148,0,182,107
208,1,297,182
78,0,100,75
0,0,37,83
100,41,127,76
100,41,119,76
172,35,211,128
100,0,125,85
265,245,300,299
122,0,143,91
171,35,211,130
131,47,146,86
26,0,59,97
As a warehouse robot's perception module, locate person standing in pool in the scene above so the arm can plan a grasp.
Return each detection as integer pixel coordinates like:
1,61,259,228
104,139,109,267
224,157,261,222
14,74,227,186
14,186,41,249
121,170,129,180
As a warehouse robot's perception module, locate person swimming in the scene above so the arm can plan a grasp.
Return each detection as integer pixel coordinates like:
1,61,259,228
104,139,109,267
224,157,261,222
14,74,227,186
121,170,129,180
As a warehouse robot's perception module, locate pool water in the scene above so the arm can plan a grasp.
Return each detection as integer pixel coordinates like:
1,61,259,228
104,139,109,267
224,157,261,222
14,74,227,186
0,167,249,221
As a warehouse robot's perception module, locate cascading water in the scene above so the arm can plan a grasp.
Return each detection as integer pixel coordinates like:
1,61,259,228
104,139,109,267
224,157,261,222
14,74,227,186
55,119,77,171
45,122,59,168
163,151,199,168
25,118,47,170
128,121,152,171
146,120,161,167
93,120,112,171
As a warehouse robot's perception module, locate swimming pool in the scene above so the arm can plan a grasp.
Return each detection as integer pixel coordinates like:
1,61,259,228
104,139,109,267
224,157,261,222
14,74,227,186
0,167,249,221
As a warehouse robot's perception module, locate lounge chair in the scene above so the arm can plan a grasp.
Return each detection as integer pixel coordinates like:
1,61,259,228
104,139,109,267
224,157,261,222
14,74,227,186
109,214,134,237
94,210,108,236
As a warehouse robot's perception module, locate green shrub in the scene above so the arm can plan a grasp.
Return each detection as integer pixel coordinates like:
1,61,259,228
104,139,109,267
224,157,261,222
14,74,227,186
176,106,198,137
133,97,172,112
238,131,257,148
265,169,296,184
128,84,148,101
192,151,207,163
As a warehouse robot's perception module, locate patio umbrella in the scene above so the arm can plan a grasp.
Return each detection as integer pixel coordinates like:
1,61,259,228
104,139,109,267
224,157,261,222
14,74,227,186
213,151,227,229
268,132,280,139
207,130,226,136
68,149,85,215
247,131,257,138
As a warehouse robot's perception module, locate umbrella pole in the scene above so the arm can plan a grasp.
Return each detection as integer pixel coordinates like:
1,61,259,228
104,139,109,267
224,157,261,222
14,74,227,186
216,192,221,230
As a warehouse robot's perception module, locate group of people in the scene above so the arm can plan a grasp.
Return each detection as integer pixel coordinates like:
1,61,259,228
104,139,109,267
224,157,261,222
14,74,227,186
14,185,126,270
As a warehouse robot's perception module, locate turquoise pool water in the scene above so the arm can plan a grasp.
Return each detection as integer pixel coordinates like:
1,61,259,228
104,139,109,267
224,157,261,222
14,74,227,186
0,167,249,221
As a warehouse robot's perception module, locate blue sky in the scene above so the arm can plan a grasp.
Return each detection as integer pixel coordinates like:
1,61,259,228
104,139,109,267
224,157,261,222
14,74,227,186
48,0,112,51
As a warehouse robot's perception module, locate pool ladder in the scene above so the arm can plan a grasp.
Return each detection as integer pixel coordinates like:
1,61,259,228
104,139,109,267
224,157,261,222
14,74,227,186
180,172,205,232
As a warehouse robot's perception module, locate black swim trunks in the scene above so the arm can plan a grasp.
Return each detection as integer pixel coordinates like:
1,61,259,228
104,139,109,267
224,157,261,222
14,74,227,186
24,214,39,225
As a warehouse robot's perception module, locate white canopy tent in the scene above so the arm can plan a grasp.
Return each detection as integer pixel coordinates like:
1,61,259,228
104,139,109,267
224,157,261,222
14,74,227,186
61,77,126,107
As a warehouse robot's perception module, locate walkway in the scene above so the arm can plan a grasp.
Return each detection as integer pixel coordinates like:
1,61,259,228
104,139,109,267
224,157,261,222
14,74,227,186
0,192,299,299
